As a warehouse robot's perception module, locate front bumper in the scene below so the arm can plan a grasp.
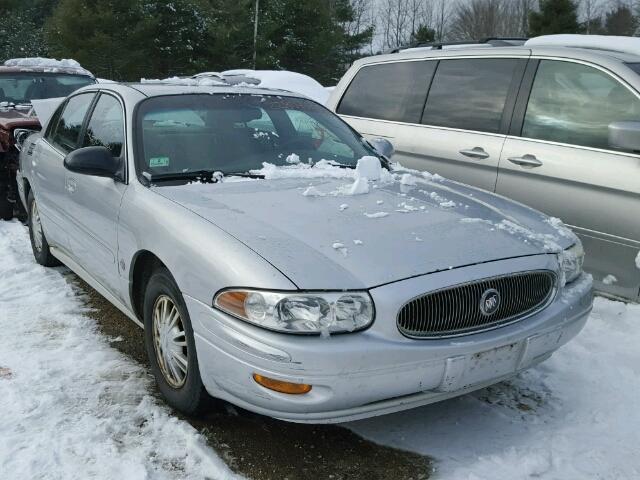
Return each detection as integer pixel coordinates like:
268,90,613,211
188,255,593,424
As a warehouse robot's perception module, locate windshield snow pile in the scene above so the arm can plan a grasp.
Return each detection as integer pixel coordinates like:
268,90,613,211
0,221,239,480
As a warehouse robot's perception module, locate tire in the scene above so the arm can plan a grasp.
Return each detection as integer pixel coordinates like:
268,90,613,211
27,191,60,267
143,267,209,415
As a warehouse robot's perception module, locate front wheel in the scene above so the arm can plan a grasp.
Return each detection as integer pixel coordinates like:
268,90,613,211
27,191,60,266
143,267,209,415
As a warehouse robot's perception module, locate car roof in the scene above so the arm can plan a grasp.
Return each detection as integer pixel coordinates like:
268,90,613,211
355,44,640,67
88,82,308,101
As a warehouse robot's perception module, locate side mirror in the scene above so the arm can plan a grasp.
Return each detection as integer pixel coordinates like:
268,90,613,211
369,137,395,158
64,146,119,178
14,128,37,152
608,121,640,152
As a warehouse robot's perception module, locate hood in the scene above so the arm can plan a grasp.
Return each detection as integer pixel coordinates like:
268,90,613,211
0,107,40,130
152,172,574,290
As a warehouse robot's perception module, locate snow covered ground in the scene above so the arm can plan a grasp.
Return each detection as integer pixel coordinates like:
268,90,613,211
0,221,240,480
348,297,640,479
1,218,639,479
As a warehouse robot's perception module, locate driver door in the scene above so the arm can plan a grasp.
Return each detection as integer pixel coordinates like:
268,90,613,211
64,92,128,300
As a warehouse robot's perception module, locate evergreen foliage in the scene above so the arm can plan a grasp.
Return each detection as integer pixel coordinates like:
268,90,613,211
0,0,372,84
529,0,581,36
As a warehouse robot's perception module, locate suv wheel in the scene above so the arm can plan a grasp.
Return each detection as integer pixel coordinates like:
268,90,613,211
27,191,60,266
143,267,209,415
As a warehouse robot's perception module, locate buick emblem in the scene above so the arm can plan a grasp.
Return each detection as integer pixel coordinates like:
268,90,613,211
480,289,501,316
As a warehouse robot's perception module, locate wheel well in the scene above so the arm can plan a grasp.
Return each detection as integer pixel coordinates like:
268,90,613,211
23,178,31,202
130,251,166,322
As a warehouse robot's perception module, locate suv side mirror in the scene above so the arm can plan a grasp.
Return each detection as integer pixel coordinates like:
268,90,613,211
64,146,120,178
369,137,395,159
608,121,640,152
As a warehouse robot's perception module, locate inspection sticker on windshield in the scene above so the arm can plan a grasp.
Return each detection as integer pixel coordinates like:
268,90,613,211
149,156,170,168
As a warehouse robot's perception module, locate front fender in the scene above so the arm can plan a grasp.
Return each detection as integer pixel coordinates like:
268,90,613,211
117,181,296,310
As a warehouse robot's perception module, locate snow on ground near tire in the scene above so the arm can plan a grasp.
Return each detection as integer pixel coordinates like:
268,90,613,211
347,297,640,479
0,221,240,480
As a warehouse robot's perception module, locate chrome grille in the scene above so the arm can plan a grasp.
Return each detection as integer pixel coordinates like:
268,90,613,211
397,271,556,338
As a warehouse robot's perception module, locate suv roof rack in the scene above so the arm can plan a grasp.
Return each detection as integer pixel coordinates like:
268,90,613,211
387,37,528,54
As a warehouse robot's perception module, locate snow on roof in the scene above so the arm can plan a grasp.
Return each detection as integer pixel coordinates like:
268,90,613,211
526,35,640,57
143,70,330,104
140,76,226,87
220,69,329,105
3,57,92,75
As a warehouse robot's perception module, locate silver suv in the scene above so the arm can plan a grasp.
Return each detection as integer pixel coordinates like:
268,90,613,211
327,36,640,301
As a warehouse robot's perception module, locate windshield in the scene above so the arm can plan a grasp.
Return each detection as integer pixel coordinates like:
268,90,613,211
0,73,95,105
135,93,378,179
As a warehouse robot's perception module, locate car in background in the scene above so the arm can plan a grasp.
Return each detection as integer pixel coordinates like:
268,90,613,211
0,57,95,219
327,34,640,302
18,81,591,422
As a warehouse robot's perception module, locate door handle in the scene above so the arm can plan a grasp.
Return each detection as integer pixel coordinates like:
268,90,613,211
459,147,490,159
507,154,542,168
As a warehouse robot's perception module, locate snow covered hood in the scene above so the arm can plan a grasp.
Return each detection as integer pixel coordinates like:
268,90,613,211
152,163,575,289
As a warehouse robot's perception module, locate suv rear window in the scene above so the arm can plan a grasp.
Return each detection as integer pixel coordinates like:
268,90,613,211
337,61,435,123
421,58,519,134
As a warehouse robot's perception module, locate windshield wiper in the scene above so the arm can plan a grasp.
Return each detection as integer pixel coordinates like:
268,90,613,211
146,169,265,184
318,161,356,169
222,171,265,178
147,170,224,184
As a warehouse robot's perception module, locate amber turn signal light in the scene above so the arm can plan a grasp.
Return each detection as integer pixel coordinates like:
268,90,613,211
253,373,312,395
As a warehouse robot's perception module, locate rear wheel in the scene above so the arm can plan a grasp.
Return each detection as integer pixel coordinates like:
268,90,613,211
27,191,60,266
143,267,209,415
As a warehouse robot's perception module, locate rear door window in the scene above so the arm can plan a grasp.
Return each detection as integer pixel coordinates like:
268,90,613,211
337,60,436,123
49,92,95,153
421,58,520,134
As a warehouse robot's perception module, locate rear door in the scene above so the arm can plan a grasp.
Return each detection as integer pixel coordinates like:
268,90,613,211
64,92,128,298
497,59,640,300
336,57,526,191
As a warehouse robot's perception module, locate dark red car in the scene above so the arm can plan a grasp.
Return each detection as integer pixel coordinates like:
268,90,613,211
0,59,95,219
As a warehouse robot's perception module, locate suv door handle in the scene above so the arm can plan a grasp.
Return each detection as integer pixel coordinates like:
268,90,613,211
507,154,543,168
459,147,490,159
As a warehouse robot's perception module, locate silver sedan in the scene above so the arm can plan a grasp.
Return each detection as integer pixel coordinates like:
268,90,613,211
18,83,592,423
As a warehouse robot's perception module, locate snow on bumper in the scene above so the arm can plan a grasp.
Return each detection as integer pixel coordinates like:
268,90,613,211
187,257,592,424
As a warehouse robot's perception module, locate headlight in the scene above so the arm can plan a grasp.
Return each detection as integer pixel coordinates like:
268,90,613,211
560,242,585,285
214,289,374,334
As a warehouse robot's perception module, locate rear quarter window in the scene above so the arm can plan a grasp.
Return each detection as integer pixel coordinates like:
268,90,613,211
337,61,435,123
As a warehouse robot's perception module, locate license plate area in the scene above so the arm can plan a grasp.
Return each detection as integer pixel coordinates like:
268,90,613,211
460,341,521,388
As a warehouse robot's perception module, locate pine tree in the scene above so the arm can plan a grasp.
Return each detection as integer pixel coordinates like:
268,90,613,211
528,0,581,36
45,0,145,79
605,4,637,36
0,0,56,60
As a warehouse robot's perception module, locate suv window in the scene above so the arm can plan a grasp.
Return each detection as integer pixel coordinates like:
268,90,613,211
421,58,519,134
337,61,436,123
49,93,95,153
83,94,125,157
522,60,640,151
